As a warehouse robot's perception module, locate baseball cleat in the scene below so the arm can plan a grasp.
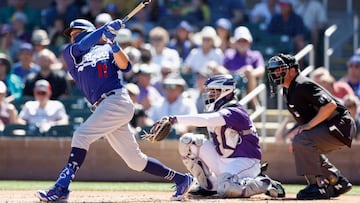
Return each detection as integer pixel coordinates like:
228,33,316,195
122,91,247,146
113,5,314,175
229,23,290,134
296,184,332,200
188,185,217,197
331,176,352,197
171,173,195,201
35,186,70,202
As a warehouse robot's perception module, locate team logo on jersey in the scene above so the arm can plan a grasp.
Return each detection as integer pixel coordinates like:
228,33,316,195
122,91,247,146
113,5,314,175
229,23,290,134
77,46,110,72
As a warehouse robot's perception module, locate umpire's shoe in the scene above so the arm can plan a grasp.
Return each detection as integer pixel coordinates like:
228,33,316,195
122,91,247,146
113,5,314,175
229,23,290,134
296,184,332,200
35,186,70,202
171,173,195,201
331,176,352,197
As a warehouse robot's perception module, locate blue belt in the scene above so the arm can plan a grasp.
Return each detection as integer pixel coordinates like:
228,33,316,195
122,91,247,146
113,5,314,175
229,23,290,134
91,91,116,112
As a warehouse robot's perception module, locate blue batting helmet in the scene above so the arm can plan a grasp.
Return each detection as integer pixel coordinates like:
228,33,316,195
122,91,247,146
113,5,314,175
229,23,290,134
64,19,95,42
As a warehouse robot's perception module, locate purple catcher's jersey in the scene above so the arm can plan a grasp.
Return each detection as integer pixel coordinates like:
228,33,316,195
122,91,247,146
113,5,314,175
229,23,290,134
64,44,123,104
209,103,261,160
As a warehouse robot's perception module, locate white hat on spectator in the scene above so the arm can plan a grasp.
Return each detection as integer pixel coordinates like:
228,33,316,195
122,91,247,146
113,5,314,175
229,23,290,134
0,81,7,94
115,28,132,44
32,29,50,46
192,26,221,47
233,26,253,43
95,13,113,26
34,79,51,92
125,83,140,96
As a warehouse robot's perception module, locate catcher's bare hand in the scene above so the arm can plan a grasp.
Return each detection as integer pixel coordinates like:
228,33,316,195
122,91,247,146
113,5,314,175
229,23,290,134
141,116,176,142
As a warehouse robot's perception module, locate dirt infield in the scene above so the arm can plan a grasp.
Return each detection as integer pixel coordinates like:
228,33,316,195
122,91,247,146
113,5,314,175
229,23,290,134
1,190,359,203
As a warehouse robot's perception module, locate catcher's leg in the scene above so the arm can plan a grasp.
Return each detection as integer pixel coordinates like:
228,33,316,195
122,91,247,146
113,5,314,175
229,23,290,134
179,133,217,191
217,173,272,198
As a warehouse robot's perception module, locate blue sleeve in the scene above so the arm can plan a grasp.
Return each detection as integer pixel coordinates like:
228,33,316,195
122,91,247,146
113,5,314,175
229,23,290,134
72,26,106,56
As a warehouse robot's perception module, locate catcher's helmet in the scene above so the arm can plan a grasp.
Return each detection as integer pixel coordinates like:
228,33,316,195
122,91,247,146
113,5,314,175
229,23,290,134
64,19,95,42
267,53,298,87
204,74,235,112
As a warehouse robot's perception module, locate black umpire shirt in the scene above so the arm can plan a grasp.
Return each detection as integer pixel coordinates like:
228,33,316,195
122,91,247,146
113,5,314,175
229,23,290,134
283,74,346,125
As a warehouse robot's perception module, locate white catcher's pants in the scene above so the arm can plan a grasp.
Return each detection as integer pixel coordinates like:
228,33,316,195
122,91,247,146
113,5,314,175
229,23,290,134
199,140,261,179
71,88,148,171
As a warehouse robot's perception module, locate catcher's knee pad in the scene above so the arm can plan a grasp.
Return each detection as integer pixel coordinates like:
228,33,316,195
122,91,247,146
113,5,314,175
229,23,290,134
179,133,206,159
217,173,270,198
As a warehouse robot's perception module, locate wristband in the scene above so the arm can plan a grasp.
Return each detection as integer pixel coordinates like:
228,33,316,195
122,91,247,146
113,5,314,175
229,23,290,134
111,41,122,53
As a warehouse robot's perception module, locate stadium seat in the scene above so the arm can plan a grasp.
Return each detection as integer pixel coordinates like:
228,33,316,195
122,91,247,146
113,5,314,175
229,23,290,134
68,109,92,130
60,97,89,113
45,125,74,137
2,124,41,137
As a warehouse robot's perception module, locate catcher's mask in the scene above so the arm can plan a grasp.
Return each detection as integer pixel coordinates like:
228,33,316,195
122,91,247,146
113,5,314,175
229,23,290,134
267,53,298,95
203,74,235,112
64,19,95,43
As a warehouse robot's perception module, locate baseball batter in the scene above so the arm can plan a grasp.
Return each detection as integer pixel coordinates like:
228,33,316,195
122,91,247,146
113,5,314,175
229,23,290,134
150,74,285,198
35,19,194,202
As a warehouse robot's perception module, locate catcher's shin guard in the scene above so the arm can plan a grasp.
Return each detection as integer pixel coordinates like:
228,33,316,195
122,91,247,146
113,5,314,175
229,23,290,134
217,173,271,198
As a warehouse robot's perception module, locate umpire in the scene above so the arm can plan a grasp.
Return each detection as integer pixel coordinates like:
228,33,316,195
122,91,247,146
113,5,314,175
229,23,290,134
267,53,355,200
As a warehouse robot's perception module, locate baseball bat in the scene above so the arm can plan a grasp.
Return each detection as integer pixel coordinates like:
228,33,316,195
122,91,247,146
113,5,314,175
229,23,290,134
121,0,152,23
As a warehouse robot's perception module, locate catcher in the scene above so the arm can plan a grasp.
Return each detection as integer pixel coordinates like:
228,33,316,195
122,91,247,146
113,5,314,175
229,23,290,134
143,74,285,198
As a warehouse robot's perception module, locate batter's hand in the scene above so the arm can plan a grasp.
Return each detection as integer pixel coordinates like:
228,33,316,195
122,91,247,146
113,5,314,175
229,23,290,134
108,19,124,31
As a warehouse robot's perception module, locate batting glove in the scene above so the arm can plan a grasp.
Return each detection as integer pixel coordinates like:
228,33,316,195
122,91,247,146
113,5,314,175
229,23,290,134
108,19,124,30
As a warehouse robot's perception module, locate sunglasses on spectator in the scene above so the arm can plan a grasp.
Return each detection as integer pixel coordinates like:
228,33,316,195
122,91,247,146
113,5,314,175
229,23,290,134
163,84,178,89
150,36,163,42
35,91,47,96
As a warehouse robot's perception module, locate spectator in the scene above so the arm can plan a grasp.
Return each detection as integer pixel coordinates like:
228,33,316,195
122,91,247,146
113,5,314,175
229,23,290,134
115,28,133,50
48,17,69,56
153,60,179,97
130,26,146,50
0,53,22,101
80,0,105,24
184,26,223,74
341,55,360,99
295,0,327,67
343,95,360,142
0,24,22,62
181,0,210,27
41,0,80,30
149,73,197,135
149,26,181,77
310,67,354,101
318,72,354,102
134,63,163,111
223,26,265,108
12,42,40,82
31,29,58,64
18,79,69,133
10,11,31,43
168,21,195,61
207,0,246,27
103,2,120,20
0,0,41,32
125,82,153,136
23,49,69,99
250,0,280,26
215,18,233,52
157,0,185,33
0,80,18,131
126,7,155,35
193,68,212,114
267,0,307,53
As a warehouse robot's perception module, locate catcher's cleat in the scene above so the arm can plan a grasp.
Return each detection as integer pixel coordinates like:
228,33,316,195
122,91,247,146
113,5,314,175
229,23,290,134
296,184,332,200
171,173,195,201
188,185,217,197
265,179,286,198
35,186,70,202
331,176,352,197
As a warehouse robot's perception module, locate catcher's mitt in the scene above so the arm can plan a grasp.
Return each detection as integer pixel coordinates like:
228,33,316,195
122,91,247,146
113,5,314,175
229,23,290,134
142,116,175,142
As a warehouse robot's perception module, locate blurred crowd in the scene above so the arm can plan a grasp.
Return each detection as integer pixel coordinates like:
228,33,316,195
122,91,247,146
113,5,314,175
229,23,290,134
0,0,359,141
